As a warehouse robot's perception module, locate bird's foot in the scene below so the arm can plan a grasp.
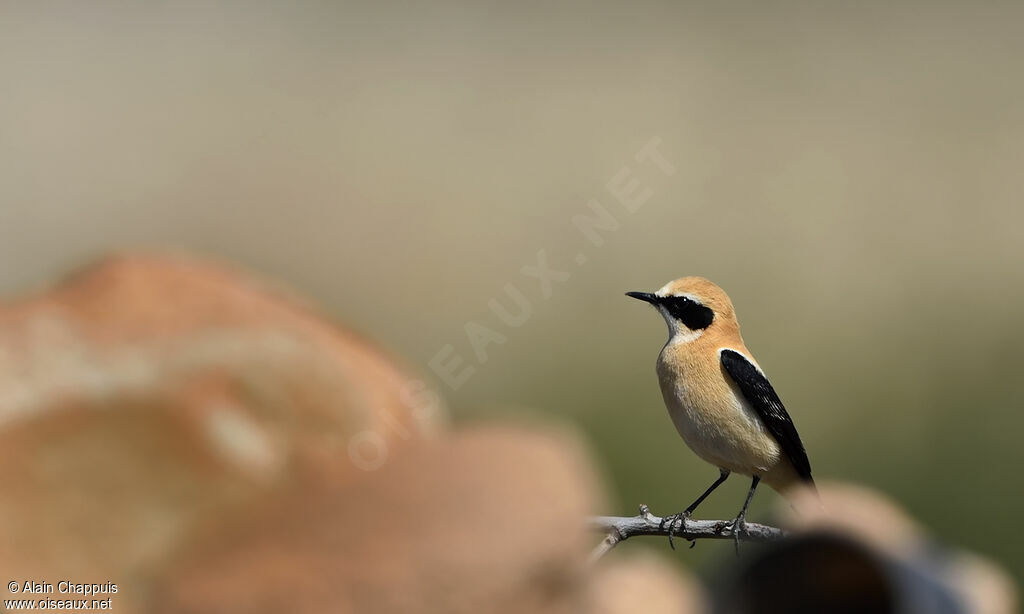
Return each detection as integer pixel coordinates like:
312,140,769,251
659,511,692,551
727,513,747,556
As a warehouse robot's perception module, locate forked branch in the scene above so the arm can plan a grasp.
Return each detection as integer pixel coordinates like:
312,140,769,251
588,504,788,563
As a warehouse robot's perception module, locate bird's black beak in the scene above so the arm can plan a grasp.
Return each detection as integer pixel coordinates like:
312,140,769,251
625,291,658,304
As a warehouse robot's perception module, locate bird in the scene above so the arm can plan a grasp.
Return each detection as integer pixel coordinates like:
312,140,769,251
626,276,815,551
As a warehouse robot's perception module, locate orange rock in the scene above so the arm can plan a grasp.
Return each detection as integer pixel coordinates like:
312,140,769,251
586,552,707,614
0,254,443,610
148,426,603,614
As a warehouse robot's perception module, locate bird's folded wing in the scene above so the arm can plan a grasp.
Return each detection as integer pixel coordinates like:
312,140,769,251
720,349,813,482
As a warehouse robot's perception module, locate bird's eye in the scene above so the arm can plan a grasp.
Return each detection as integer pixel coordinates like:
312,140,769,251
665,296,714,330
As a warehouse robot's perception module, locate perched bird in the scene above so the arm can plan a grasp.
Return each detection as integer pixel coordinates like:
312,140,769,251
626,276,815,551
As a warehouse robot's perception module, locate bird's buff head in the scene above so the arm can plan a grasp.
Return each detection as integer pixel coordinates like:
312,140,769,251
626,276,738,343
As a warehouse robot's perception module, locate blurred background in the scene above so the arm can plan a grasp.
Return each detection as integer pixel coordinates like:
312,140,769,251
2,0,1023,607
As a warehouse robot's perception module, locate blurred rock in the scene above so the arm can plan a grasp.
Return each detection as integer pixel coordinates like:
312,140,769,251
741,482,1021,614
0,254,443,609
950,552,1019,614
148,426,603,614
780,482,924,556
586,552,707,614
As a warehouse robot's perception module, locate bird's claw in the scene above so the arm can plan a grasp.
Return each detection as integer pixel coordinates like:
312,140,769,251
659,511,691,551
727,514,747,556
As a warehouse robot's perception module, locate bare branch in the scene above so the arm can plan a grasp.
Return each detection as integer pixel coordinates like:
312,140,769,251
588,504,788,563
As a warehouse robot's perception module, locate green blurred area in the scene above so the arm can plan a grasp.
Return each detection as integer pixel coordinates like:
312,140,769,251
2,0,1023,583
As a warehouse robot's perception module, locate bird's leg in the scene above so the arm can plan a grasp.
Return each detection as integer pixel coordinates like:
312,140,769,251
728,475,760,555
661,469,730,550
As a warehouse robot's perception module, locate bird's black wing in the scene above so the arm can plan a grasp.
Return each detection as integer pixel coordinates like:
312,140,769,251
720,349,813,483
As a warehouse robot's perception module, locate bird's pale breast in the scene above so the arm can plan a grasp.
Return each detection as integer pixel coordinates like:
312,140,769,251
656,342,791,483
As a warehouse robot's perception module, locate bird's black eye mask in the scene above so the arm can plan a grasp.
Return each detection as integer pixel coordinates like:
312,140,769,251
662,295,714,330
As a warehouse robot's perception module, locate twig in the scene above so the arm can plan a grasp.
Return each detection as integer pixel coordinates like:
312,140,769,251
588,504,788,563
